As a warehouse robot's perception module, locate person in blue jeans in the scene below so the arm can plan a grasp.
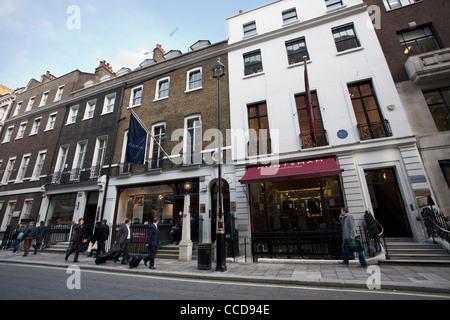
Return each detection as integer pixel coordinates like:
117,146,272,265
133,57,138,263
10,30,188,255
339,208,368,268
12,225,26,253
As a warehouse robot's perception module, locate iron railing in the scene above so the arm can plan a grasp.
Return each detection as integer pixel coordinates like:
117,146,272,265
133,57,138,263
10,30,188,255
252,211,385,261
421,207,450,245
299,130,329,149
357,119,392,141
46,166,102,186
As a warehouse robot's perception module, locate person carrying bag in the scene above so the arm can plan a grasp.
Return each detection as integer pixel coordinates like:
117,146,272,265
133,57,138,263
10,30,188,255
339,208,368,268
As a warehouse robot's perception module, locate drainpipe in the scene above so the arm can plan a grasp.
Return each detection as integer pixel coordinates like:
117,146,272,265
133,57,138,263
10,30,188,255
99,83,126,222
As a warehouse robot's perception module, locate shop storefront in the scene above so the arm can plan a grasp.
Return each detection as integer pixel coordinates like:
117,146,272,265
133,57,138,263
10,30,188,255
114,179,200,248
241,158,345,260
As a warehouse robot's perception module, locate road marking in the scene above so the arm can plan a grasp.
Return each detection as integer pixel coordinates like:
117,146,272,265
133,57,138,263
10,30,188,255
1,262,449,300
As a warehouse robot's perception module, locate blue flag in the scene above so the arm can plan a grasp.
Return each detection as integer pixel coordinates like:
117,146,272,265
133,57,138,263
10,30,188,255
126,112,148,165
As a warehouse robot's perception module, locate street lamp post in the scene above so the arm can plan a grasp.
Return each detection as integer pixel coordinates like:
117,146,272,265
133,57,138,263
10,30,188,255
212,58,227,272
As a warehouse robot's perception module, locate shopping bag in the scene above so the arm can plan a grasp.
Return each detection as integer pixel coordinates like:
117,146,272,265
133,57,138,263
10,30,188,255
345,235,364,252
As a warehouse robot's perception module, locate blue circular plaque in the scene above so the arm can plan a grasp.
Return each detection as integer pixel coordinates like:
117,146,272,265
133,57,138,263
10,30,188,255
337,130,348,139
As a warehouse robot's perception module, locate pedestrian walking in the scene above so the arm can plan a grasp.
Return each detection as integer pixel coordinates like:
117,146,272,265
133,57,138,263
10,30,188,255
12,225,26,253
113,218,132,264
88,222,100,257
339,208,367,268
144,216,160,269
22,221,37,257
34,221,48,254
96,219,110,257
65,218,87,263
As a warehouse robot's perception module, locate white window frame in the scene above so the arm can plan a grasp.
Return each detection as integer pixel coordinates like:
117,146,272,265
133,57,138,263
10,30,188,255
83,99,96,120
66,105,79,125
2,126,14,143
91,136,108,178
54,85,65,101
0,201,16,232
129,85,143,108
30,117,42,136
16,121,27,140
55,145,69,174
31,150,47,180
186,68,202,92
102,93,116,114
15,153,31,183
25,97,35,112
45,112,57,131
13,101,22,116
2,157,16,185
73,140,88,171
184,115,202,165
39,91,49,107
149,122,166,169
155,77,170,101
20,199,34,221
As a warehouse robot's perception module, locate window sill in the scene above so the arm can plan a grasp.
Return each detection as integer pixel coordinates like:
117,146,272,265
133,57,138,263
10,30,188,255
243,72,265,80
185,87,203,94
336,46,364,56
153,96,169,103
287,60,312,69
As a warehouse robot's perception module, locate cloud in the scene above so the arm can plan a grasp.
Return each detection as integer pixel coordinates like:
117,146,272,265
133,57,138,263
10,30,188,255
107,47,153,71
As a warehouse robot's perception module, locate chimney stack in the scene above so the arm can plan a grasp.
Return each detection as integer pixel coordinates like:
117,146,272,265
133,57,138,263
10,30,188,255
41,71,56,83
95,60,116,79
153,44,166,62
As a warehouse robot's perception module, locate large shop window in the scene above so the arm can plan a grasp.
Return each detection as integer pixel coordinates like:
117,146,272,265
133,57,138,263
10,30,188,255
46,193,77,225
249,175,344,233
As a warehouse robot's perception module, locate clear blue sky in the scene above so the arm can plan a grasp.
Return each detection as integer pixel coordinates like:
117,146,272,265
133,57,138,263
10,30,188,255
0,0,274,90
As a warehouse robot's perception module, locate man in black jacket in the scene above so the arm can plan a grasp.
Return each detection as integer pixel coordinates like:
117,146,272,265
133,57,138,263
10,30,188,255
65,218,87,263
113,218,132,264
144,217,160,269
95,219,110,258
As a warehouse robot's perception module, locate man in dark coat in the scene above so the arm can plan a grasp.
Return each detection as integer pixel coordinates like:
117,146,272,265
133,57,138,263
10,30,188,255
144,216,160,269
34,221,48,254
65,218,87,263
113,218,132,264
95,219,110,257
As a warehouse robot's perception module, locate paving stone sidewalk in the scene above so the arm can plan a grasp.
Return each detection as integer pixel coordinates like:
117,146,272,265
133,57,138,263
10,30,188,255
1,250,449,295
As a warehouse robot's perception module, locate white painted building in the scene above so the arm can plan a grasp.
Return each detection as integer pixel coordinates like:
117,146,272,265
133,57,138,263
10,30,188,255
226,0,434,260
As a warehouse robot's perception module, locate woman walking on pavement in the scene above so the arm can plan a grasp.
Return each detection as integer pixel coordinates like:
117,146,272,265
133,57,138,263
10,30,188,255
12,225,26,253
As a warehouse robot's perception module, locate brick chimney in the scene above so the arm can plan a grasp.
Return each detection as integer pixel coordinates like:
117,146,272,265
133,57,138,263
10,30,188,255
41,71,56,83
153,44,166,62
95,60,116,79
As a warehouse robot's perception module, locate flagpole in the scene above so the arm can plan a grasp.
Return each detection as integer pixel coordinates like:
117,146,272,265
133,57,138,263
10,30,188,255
304,56,317,147
129,109,175,164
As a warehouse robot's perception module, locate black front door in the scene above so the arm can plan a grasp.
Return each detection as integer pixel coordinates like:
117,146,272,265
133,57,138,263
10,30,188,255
365,168,412,237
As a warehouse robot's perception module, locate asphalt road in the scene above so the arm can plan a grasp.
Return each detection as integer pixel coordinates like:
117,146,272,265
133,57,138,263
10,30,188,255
1,263,448,307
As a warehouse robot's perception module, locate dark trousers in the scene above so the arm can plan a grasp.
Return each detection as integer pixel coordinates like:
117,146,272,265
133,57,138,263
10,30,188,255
115,239,131,262
66,241,82,261
145,245,158,268
96,240,106,257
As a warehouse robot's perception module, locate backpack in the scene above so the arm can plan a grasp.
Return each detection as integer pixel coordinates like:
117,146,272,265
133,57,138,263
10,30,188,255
17,232,24,240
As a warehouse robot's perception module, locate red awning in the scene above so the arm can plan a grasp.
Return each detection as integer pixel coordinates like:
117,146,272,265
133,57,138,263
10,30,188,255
240,158,342,184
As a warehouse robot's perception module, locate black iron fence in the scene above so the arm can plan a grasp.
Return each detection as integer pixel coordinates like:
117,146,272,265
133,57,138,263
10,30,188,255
251,211,384,261
421,207,450,245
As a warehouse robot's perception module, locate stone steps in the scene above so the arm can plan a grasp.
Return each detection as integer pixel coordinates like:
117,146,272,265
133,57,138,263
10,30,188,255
380,237,450,266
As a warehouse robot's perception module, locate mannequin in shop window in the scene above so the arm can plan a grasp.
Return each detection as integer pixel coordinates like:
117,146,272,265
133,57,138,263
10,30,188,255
126,197,134,219
308,198,320,216
271,200,281,231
